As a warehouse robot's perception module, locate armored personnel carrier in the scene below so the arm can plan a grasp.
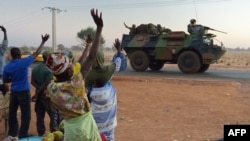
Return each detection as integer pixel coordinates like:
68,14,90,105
121,23,226,73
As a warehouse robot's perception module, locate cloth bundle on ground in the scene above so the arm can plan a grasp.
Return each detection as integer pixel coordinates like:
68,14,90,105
18,136,43,141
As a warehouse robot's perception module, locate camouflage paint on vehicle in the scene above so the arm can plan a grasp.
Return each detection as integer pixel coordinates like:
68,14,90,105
121,24,226,73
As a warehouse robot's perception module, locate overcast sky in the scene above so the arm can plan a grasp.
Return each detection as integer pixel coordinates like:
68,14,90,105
0,0,249,49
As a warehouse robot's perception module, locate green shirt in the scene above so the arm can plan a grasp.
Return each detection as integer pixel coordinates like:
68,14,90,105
31,63,53,94
85,64,115,88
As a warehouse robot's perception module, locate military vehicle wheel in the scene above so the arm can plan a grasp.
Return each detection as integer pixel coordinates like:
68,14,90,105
149,62,164,71
198,64,210,73
130,51,149,72
177,51,201,73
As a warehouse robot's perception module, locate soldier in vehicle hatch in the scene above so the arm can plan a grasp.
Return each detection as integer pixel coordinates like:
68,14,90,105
147,23,158,34
124,22,136,35
157,24,171,34
187,19,203,34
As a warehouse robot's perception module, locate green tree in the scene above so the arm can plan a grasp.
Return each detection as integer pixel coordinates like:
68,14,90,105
58,44,65,51
77,26,105,47
71,45,83,51
20,45,29,53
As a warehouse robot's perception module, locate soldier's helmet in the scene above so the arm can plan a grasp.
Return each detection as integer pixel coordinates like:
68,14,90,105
190,19,196,24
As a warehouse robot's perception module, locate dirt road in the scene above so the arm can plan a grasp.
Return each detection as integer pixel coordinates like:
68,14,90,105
1,69,250,141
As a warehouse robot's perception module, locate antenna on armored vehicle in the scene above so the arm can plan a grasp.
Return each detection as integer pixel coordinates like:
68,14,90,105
209,28,227,34
193,0,198,20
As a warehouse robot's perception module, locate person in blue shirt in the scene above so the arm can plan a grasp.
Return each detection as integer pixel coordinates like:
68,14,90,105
0,25,8,78
2,34,49,140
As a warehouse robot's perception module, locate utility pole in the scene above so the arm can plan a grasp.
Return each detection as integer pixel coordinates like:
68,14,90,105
42,7,66,52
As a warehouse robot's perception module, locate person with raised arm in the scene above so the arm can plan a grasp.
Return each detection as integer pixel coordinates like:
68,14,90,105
2,34,49,140
45,8,103,141
0,25,8,78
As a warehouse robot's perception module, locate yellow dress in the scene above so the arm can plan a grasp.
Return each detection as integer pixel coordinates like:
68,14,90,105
47,63,101,141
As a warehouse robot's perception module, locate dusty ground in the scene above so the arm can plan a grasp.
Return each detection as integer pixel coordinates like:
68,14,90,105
114,76,250,141
0,51,250,141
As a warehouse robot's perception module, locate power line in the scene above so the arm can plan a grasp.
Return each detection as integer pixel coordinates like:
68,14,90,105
61,0,230,11
3,11,46,28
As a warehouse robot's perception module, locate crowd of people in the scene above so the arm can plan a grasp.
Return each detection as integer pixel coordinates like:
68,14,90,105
0,8,207,141
0,7,218,141
0,8,127,141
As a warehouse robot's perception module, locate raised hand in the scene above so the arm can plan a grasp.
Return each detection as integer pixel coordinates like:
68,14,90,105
91,9,103,28
86,34,93,44
0,25,6,32
41,34,50,42
113,38,121,52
